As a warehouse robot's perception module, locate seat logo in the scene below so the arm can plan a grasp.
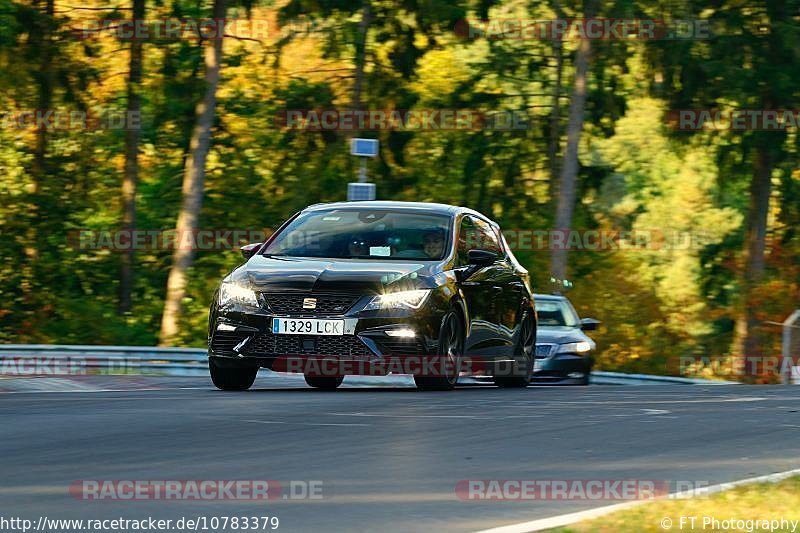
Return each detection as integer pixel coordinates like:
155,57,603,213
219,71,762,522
302,298,317,310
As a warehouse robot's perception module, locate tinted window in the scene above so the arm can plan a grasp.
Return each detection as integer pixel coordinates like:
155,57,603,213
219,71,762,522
263,209,451,260
456,217,475,266
472,217,503,255
456,216,502,265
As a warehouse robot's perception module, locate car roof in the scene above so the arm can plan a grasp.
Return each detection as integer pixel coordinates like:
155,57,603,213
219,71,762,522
533,293,569,301
302,201,493,223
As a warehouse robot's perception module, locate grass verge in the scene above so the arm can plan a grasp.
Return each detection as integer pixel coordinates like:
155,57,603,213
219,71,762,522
552,476,800,533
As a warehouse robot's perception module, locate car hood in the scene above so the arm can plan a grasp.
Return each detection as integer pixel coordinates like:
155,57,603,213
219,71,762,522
229,255,439,293
536,326,591,344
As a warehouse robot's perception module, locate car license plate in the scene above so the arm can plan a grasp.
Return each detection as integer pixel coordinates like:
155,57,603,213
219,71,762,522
272,318,345,336
533,359,543,372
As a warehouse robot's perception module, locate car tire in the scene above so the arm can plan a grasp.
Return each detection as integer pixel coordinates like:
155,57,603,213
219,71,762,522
304,375,344,390
209,358,258,391
414,311,464,391
574,365,592,386
494,312,534,388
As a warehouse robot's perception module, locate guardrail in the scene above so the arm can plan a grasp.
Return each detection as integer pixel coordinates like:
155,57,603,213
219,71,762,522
590,370,737,385
0,344,208,374
0,345,738,384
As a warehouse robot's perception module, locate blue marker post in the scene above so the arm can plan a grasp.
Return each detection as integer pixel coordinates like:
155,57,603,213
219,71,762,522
348,138,379,201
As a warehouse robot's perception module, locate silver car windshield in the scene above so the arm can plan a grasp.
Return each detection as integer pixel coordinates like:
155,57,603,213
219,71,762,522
537,300,580,327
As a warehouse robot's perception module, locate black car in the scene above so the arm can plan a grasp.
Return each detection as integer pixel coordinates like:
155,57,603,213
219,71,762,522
207,201,536,391
532,293,599,385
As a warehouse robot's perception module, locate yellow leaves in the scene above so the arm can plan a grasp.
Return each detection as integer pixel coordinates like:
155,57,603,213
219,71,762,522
413,32,429,50
410,48,470,103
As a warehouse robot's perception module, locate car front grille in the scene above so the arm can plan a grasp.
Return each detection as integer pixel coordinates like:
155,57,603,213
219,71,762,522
262,292,361,316
210,331,250,354
245,333,372,358
534,343,557,359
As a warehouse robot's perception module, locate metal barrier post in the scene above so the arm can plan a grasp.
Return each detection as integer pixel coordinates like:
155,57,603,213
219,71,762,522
783,310,800,385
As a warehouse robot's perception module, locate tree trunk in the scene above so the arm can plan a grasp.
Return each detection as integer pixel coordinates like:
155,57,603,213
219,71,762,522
735,144,773,360
547,0,565,195
734,1,783,368
159,0,226,345
550,0,595,283
119,0,145,314
31,0,54,191
347,1,370,181
26,0,55,268
351,2,371,111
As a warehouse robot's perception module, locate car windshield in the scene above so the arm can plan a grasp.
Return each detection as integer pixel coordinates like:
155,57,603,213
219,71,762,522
262,209,452,260
537,300,580,327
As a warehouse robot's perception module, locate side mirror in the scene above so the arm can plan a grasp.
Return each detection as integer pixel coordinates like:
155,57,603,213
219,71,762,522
240,242,262,259
467,249,498,267
580,318,601,331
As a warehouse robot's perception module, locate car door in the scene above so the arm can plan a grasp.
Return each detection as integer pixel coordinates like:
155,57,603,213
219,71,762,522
456,215,509,359
483,224,521,333
469,217,518,356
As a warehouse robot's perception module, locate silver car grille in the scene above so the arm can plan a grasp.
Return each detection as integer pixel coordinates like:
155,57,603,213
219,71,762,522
534,343,557,359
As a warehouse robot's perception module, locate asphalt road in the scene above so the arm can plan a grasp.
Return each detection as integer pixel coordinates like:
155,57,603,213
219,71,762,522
2,375,800,532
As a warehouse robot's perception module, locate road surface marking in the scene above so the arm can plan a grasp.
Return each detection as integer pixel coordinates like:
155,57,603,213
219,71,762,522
328,412,495,420
242,418,370,427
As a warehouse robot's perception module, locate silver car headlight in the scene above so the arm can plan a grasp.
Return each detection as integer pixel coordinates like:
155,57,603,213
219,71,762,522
557,341,592,354
364,289,431,311
218,282,259,308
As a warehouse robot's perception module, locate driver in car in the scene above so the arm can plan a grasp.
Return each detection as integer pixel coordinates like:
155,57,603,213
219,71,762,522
348,238,368,257
423,230,445,259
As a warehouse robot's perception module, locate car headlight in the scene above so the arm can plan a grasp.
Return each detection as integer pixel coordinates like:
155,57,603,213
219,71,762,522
218,282,259,308
364,289,431,311
557,341,592,354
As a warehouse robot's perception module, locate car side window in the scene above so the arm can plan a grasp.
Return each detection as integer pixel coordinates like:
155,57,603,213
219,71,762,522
456,216,502,266
490,226,506,258
471,217,502,256
456,216,476,266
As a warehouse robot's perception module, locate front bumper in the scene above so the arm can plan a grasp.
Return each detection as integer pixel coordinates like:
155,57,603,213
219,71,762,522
532,350,593,383
208,294,446,373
